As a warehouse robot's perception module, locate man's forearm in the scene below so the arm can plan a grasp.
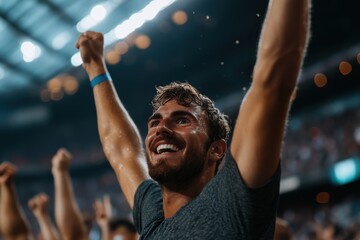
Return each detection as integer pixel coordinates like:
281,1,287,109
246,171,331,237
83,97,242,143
53,171,87,240
36,215,60,240
93,80,144,162
255,0,310,88
91,77,148,207
0,184,32,239
99,226,110,240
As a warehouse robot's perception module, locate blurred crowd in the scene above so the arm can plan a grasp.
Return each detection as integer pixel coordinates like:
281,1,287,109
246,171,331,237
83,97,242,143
0,149,136,240
281,197,360,239
1,98,360,239
282,107,360,177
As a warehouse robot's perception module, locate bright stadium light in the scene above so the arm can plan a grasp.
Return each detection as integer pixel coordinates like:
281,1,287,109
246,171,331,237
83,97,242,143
77,4,108,32
21,41,41,62
71,53,83,67
90,5,107,21
77,16,98,33
52,31,71,50
71,0,178,66
114,0,176,39
21,41,36,56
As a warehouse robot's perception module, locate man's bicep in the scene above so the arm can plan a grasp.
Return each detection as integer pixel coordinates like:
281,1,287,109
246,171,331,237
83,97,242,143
110,153,149,209
230,85,291,188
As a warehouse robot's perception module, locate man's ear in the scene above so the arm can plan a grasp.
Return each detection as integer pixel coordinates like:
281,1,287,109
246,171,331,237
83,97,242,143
208,139,227,162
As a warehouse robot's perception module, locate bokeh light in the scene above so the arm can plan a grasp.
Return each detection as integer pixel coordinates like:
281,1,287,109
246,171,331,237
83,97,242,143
316,192,330,204
47,77,62,93
314,73,327,88
105,50,121,65
50,90,64,101
339,61,352,75
63,75,79,95
172,11,188,25
114,42,129,55
90,5,107,21
135,35,151,49
40,89,51,102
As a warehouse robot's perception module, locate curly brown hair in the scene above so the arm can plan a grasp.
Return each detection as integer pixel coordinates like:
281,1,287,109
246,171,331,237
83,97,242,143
151,82,230,144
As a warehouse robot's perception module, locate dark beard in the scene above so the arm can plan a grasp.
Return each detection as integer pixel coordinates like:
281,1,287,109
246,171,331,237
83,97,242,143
146,149,207,188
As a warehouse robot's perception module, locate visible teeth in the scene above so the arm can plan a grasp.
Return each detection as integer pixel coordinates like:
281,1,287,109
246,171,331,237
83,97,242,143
156,144,179,154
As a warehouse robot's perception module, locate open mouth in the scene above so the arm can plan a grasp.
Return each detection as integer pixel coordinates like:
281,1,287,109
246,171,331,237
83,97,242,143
156,144,180,154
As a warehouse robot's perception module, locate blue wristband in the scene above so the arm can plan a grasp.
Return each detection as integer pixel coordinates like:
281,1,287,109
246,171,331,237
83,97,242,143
91,73,111,88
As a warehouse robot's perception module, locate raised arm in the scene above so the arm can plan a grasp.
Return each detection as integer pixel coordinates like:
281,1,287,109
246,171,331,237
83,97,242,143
75,31,149,208
28,193,60,240
0,162,34,240
94,195,112,240
231,0,310,187
51,148,88,240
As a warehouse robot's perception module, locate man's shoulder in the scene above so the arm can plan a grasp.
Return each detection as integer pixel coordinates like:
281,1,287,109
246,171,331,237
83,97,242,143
135,179,162,202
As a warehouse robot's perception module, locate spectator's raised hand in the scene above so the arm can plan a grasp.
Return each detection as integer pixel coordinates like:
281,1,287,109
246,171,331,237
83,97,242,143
51,148,72,173
0,162,17,186
0,162,34,239
28,193,60,240
94,195,112,228
28,193,50,219
94,195,112,240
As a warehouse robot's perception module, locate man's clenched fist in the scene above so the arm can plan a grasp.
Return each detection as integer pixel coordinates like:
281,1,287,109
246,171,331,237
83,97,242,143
75,31,106,79
0,162,17,186
51,148,72,173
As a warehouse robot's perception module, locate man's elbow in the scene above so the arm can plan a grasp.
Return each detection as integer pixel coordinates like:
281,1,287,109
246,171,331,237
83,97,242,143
253,51,303,95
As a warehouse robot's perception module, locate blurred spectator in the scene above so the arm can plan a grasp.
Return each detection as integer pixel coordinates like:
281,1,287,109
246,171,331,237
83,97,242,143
274,217,292,240
281,197,360,239
28,193,59,240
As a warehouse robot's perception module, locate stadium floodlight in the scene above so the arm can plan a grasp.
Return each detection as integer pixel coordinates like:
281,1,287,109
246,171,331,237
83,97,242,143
77,4,108,33
71,0,177,66
90,5,107,21
52,31,71,50
21,41,41,63
71,53,83,67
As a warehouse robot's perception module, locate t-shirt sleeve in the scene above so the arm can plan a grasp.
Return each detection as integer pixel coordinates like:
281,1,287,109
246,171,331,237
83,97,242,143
203,153,281,239
133,179,164,234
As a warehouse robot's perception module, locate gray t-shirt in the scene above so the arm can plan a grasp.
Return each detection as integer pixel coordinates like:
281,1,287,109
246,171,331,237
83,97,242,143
133,153,280,239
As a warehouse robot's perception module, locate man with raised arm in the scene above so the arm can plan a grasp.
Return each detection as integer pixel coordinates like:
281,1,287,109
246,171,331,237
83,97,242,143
51,148,88,240
28,193,60,240
94,195,137,240
0,162,34,240
76,0,310,238
94,195,112,240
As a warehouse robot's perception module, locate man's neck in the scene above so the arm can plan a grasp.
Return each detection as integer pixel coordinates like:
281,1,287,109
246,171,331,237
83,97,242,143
161,172,213,219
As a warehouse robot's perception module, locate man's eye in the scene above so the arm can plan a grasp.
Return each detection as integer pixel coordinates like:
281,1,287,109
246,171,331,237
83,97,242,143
149,120,159,127
177,118,189,125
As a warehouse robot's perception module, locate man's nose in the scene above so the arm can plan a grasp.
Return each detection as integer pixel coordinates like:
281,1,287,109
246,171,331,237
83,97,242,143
156,120,174,136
